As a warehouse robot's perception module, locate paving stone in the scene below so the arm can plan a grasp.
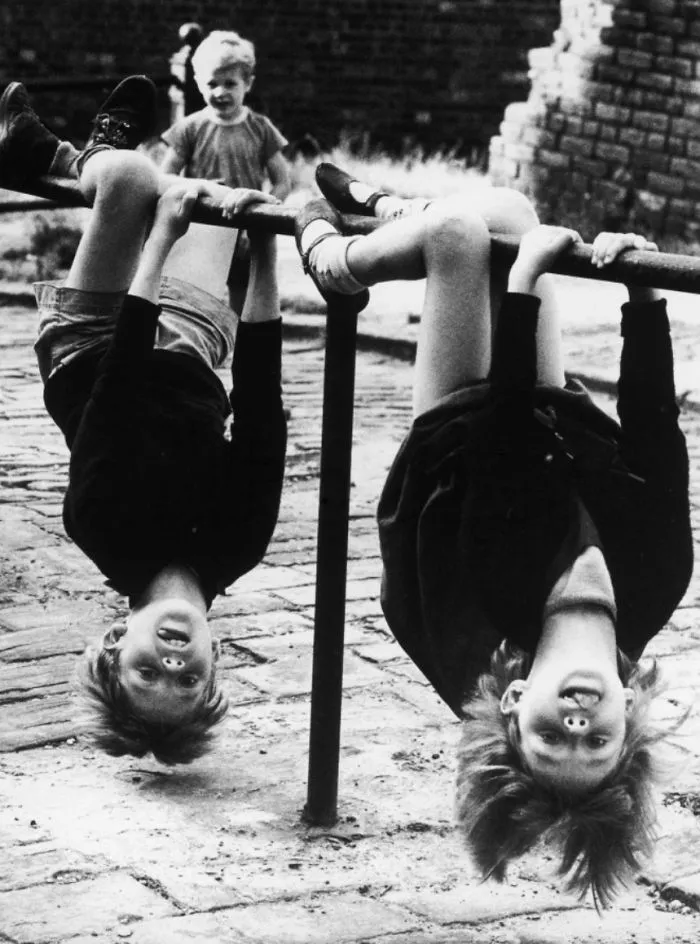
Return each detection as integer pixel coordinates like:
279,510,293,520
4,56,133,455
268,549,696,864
183,894,420,944
0,654,74,703
69,912,249,944
230,646,386,698
387,883,581,924
504,903,700,943
0,872,179,942
0,840,107,892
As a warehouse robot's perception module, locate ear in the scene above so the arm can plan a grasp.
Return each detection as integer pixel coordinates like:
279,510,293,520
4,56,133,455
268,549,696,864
245,74,255,93
211,638,222,662
102,622,127,650
623,687,637,716
500,680,527,715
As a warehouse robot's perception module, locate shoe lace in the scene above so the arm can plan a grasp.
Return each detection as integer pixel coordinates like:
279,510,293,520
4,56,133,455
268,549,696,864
90,113,134,146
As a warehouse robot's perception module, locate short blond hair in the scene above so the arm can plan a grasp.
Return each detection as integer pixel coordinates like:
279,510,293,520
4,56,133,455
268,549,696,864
79,641,229,764
192,30,256,81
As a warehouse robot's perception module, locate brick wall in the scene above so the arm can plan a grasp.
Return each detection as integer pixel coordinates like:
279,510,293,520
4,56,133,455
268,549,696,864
489,0,700,243
0,0,559,155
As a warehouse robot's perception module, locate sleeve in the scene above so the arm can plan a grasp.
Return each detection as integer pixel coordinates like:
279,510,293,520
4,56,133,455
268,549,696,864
226,318,288,566
93,295,160,384
161,117,192,162
260,115,289,162
617,298,687,480
488,292,540,394
616,298,692,620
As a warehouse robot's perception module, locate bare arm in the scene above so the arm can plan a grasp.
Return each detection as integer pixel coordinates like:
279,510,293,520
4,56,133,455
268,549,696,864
266,151,292,202
507,225,582,296
241,230,280,323
159,146,186,176
128,186,197,303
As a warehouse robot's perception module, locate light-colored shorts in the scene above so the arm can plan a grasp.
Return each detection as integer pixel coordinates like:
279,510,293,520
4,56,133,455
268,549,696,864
34,276,236,382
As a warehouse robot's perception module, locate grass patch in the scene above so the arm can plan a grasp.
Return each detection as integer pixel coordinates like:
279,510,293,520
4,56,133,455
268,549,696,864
287,136,491,207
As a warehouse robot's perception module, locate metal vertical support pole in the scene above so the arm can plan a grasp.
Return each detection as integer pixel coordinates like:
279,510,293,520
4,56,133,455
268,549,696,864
304,300,359,826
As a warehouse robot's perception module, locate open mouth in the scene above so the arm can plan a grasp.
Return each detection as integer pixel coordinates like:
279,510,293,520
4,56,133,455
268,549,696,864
157,628,190,649
560,688,601,710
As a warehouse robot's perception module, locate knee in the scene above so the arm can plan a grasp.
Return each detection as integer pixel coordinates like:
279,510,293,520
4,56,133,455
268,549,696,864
422,204,490,266
83,150,159,207
487,188,539,235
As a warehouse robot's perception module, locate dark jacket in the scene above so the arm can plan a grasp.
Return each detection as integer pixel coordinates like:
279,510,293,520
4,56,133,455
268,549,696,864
378,294,693,715
43,295,287,606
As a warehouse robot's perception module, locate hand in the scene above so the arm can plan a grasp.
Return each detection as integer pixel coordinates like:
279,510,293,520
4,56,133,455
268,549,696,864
218,187,280,221
150,184,198,247
590,231,658,267
590,231,660,303
509,225,582,294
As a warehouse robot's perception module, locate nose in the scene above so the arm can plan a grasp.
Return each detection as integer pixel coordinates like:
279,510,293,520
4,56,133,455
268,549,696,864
162,655,185,671
563,713,589,732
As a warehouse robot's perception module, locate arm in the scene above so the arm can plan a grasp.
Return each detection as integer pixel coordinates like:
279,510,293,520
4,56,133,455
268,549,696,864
227,226,286,563
591,232,687,489
93,185,199,376
227,315,287,569
159,145,186,176
265,151,292,202
489,226,581,394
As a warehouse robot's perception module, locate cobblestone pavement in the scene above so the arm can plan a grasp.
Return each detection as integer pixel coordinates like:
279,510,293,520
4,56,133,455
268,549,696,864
2,278,700,943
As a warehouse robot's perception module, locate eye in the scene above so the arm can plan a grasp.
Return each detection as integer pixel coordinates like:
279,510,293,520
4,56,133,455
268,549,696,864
540,730,562,745
137,667,158,681
587,736,608,749
178,675,199,689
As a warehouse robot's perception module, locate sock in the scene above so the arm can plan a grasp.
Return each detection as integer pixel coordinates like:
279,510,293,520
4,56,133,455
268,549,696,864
375,195,432,221
47,141,81,179
308,234,367,295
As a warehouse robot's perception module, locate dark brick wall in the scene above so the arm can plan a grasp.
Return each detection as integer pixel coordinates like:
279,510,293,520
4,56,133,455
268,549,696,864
490,0,700,243
0,0,560,154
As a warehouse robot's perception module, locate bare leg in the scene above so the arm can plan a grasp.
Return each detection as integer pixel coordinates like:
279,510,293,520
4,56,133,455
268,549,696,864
64,150,160,293
346,205,492,416
241,232,279,324
430,188,565,387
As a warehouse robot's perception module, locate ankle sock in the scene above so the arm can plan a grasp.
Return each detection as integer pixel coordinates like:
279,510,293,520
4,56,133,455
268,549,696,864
308,234,367,295
375,195,432,221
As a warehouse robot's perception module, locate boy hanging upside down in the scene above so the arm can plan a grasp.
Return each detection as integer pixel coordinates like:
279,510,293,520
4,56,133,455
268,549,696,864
0,77,287,764
294,163,693,907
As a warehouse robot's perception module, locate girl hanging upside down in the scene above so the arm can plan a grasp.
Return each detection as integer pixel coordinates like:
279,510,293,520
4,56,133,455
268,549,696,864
295,163,693,908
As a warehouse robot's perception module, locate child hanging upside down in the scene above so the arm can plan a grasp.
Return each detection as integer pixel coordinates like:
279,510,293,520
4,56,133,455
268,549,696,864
295,163,693,907
0,77,287,765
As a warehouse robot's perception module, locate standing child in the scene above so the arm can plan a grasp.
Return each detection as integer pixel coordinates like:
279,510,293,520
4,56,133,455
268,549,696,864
160,30,291,314
0,78,287,765
295,164,693,907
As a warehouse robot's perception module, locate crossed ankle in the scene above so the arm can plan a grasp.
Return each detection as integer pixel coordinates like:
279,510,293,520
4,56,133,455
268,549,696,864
308,234,367,296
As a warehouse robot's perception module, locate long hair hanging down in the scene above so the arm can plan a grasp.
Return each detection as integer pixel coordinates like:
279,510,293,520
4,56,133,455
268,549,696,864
455,642,669,909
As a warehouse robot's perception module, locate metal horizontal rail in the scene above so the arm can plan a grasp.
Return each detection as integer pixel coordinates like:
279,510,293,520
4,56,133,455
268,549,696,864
3,176,700,294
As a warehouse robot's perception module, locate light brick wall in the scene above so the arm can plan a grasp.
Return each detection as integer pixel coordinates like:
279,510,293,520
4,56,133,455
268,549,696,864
489,0,700,243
